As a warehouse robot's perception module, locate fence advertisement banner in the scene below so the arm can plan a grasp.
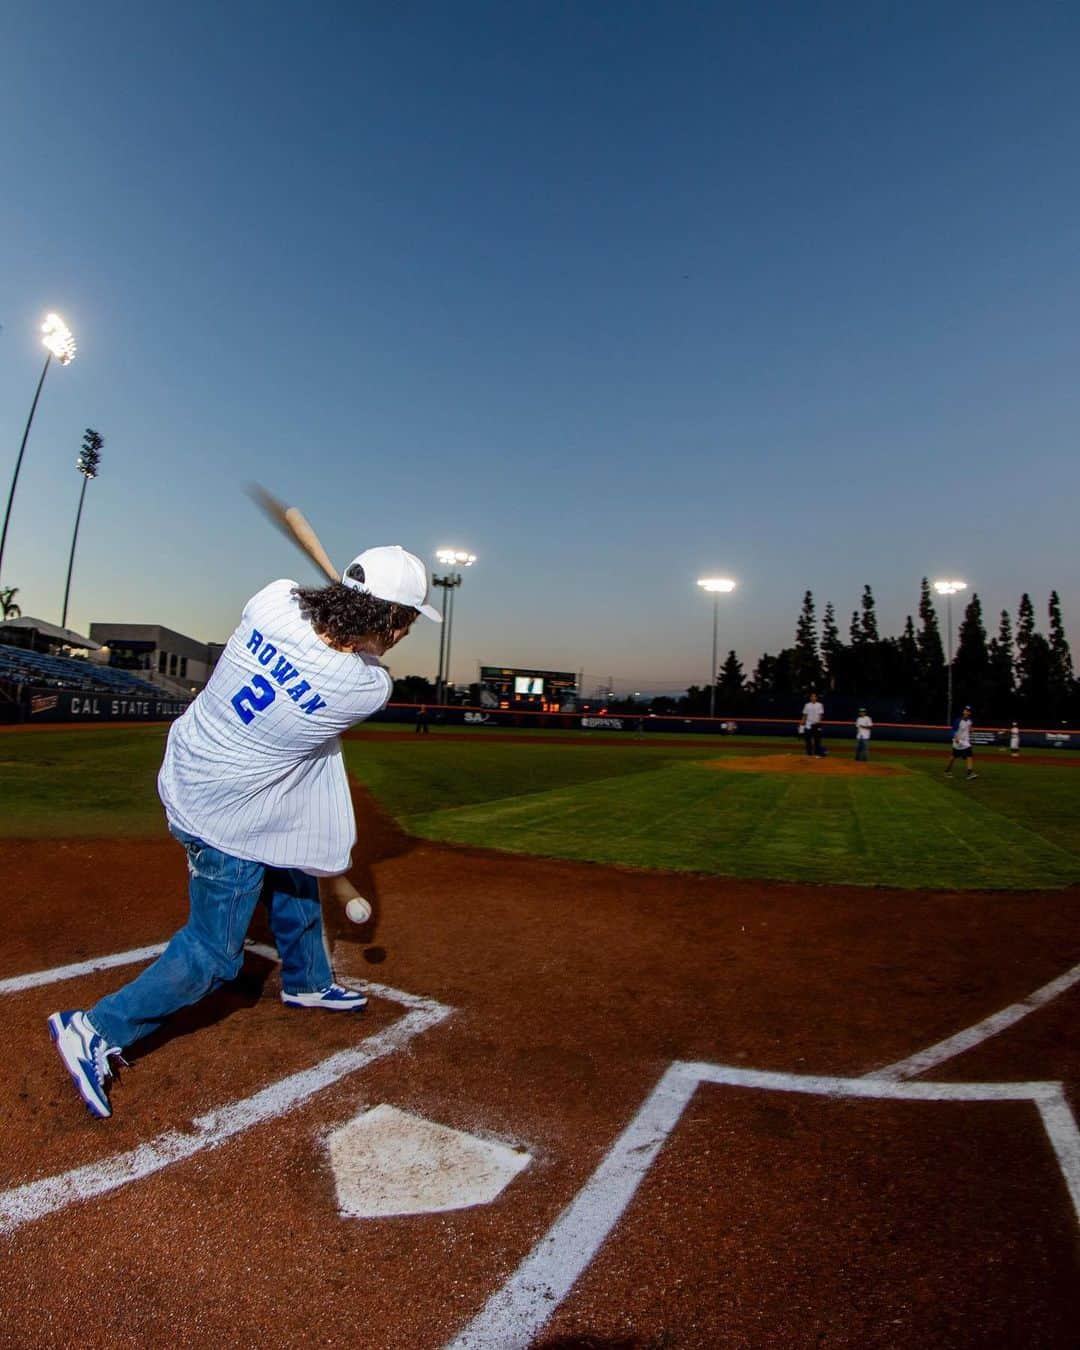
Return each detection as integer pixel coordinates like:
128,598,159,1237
23,688,190,723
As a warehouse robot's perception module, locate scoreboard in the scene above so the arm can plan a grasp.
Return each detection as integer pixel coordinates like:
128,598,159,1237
479,666,578,710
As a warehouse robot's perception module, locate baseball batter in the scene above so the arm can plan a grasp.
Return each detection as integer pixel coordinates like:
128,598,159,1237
48,545,440,1119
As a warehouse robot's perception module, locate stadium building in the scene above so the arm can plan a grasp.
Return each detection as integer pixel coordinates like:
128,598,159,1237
88,622,219,696
0,615,221,724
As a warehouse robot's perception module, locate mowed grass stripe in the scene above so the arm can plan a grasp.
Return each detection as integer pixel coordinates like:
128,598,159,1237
407,761,1080,889
342,738,711,819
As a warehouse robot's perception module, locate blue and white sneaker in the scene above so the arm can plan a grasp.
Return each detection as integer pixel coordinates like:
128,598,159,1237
48,1010,125,1119
280,983,367,1012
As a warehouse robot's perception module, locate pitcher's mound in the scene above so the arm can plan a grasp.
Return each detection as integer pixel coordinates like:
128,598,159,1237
708,753,900,777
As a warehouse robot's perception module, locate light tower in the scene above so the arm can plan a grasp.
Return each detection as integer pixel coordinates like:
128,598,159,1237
0,313,78,584
61,429,104,630
933,578,968,725
696,577,737,719
433,548,476,703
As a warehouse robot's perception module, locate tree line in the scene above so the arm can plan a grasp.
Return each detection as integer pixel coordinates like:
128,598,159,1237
668,582,1075,725
388,582,1075,727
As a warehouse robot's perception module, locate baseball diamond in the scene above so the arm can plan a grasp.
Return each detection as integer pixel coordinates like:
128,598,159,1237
2,727,1078,1346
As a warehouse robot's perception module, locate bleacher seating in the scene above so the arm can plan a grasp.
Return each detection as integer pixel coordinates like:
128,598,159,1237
0,643,167,700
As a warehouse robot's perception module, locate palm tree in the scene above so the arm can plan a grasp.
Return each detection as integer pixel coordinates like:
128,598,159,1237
0,586,21,620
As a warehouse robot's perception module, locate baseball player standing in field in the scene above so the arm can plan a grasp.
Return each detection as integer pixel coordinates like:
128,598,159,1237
48,546,441,1119
801,690,826,758
945,705,978,781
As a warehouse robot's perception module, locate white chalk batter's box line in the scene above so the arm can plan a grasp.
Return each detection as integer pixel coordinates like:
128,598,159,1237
446,959,1080,1349
0,941,454,1236
446,1059,1080,1350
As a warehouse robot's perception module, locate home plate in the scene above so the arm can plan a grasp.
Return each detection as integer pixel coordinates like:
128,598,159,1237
327,1105,532,1218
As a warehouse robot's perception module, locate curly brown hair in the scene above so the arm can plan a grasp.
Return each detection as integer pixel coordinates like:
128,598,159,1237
292,582,418,650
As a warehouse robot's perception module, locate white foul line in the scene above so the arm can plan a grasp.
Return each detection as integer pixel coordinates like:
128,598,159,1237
446,1060,1080,1350
0,938,284,999
1,980,452,1237
0,944,169,996
865,959,1080,1081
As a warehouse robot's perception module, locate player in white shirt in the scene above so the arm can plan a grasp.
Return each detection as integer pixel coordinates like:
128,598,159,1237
945,705,978,781
854,708,872,761
801,691,825,758
48,545,441,1119
1009,722,1020,757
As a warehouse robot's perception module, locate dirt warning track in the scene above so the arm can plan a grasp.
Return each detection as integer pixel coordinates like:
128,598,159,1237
2,788,1079,1348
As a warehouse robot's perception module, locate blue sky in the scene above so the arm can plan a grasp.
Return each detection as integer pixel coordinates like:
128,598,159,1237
2,2,1079,695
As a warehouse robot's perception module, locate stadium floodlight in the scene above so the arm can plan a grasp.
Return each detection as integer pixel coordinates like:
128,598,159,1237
433,548,478,704
0,311,80,586
61,430,104,630
41,312,77,365
697,577,738,719
933,577,968,726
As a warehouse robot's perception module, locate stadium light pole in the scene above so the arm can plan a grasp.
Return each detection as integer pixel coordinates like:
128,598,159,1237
61,429,103,631
0,313,78,586
697,577,737,719
434,549,476,704
933,578,967,726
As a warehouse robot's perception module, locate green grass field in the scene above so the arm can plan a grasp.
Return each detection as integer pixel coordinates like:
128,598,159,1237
4,726,1080,890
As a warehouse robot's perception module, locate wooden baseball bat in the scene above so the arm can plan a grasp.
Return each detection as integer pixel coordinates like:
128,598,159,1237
246,483,341,584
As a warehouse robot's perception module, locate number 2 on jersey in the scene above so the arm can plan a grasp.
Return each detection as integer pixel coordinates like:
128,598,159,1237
231,674,276,724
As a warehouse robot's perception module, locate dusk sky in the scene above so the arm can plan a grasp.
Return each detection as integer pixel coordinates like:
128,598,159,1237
2,2,1079,696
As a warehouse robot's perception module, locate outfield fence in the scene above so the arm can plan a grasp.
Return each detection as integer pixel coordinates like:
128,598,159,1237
4,684,1077,751
374,703,1080,750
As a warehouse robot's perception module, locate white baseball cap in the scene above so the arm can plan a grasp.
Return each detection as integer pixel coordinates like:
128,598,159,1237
342,545,442,622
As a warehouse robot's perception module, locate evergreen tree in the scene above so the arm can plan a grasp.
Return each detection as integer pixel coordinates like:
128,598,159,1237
896,615,919,709
952,593,988,713
793,591,823,691
1019,634,1052,720
915,578,946,720
851,584,887,694
683,685,709,716
1015,593,1036,709
1016,593,1036,655
821,602,843,692
986,610,1015,722
860,584,879,642
749,649,797,709
843,608,863,693
750,654,777,698
1047,591,1074,718
718,650,746,711
1014,594,1051,719
773,647,797,697
393,674,437,702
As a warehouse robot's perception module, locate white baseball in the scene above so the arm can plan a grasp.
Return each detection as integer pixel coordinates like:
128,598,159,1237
346,896,372,924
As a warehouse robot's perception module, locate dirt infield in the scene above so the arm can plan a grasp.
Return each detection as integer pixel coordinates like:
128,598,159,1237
2,787,1079,1347
706,752,901,777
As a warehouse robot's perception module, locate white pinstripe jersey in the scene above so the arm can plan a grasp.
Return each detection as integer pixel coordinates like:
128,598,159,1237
157,579,392,874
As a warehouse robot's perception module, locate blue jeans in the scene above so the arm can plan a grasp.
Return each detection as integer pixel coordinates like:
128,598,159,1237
89,827,334,1051
855,737,869,761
